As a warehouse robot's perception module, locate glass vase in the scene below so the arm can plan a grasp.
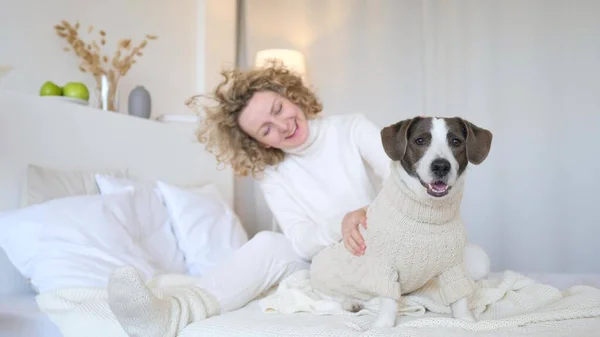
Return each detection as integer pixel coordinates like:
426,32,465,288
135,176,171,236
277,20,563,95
95,74,120,112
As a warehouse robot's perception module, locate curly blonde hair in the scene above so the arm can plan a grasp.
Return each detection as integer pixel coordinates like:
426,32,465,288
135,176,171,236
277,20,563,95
188,62,323,178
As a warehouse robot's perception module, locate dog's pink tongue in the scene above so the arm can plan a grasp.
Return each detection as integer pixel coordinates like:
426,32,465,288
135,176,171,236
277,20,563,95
432,182,448,192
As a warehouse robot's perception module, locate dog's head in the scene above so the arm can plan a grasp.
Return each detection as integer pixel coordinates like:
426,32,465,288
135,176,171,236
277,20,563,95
381,117,492,199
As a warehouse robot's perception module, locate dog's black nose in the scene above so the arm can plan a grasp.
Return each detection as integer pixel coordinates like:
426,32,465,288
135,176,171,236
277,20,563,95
431,158,451,177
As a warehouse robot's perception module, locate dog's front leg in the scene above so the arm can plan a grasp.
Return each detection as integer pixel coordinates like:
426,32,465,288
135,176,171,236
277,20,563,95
450,297,475,322
372,297,398,328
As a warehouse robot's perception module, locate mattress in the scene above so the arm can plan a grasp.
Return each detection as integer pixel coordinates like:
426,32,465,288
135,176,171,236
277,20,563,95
0,292,62,337
180,272,600,337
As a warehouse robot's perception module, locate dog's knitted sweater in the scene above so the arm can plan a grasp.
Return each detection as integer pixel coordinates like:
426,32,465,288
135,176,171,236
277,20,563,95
309,167,476,305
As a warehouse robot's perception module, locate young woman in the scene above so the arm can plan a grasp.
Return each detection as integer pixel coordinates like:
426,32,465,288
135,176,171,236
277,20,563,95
107,63,490,336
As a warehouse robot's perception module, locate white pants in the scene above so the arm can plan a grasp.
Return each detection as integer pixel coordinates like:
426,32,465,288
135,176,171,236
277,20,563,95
193,231,490,314
195,231,309,313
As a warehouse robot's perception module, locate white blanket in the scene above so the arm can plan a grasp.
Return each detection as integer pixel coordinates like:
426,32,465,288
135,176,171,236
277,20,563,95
257,270,600,332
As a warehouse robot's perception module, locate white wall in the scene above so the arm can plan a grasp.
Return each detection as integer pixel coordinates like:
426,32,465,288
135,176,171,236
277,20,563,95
242,0,600,273
244,0,423,128
0,0,201,118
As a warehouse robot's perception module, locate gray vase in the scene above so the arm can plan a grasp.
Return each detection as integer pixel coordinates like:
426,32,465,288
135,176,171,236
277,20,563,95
128,86,151,118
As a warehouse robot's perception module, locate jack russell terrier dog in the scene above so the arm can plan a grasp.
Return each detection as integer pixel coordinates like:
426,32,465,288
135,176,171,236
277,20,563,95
309,116,493,328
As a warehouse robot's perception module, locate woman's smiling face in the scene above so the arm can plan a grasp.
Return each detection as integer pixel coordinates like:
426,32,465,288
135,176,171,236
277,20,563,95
238,90,309,150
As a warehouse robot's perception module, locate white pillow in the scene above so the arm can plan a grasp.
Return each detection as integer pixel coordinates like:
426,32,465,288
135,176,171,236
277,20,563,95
95,174,248,276
156,181,248,276
95,176,187,275
0,189,185,293
94,174,139,195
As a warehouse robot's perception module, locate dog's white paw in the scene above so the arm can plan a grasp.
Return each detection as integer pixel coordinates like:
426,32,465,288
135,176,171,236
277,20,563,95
372,297,398,329
450,297,476,322
453,312,476,322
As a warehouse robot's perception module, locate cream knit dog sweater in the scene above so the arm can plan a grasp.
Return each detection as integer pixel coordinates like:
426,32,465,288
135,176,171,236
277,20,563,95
310,168,476,306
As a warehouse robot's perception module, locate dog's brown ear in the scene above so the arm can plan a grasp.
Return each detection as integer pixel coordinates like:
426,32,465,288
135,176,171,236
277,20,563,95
461,119,493,165
380,118,416,161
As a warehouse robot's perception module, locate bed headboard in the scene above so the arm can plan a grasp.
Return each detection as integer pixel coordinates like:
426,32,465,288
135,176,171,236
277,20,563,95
0,89,234,294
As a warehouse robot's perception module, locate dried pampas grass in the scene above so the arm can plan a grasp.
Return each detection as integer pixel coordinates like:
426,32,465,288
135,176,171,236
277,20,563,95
54,20,158,111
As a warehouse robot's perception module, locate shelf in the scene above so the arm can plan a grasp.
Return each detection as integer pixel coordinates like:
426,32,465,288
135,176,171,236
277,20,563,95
155,114,199,124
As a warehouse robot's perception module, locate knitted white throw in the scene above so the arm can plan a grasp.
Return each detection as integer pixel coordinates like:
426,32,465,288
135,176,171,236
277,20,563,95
310,171,474,305
36,267,220,337
258,269,600,332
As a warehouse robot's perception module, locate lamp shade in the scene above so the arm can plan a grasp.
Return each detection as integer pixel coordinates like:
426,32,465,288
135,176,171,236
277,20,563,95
254,49,307,83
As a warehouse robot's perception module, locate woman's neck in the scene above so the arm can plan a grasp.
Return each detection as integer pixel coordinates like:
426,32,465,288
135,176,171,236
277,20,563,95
282,117,323,156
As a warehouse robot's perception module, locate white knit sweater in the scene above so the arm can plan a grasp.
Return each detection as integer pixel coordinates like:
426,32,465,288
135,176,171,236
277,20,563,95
310,164,476,305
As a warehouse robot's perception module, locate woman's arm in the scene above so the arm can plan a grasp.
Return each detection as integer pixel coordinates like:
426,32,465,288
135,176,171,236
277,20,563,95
351,114,391,181
259,181,346,261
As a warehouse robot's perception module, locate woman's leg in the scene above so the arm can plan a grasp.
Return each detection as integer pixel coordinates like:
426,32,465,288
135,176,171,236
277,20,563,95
193,231,309,312
107,231,308,337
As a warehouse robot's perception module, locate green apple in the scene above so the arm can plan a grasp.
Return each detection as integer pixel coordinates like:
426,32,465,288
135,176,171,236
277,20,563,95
63,82,90,101
39,81,62,96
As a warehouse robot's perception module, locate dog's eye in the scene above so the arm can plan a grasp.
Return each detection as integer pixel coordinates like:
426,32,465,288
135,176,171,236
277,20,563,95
415,138,425,145
451,138,461,147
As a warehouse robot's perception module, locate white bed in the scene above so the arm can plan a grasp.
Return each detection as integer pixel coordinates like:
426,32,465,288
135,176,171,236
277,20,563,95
182,303,600,337
180,270,600,336
1,89,600,337
2,274,600,337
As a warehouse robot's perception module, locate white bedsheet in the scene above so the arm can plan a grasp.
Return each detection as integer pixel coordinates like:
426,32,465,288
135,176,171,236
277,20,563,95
180,272,600,337
181,301,600,337
0,292,61,337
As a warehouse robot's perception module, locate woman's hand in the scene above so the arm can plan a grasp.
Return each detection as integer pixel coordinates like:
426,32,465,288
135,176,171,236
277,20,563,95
342,206,368,256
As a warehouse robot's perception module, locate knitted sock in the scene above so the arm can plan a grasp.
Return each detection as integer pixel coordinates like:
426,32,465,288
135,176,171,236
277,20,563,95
107,266,220,337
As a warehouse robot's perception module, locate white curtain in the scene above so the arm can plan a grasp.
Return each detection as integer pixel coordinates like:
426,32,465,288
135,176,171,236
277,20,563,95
243,0,600,273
